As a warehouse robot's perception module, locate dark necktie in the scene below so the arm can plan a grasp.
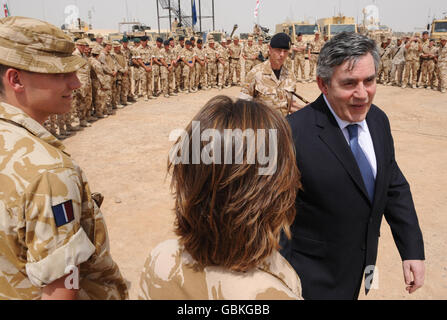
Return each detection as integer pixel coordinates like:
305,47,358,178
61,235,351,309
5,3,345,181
347,124,375,201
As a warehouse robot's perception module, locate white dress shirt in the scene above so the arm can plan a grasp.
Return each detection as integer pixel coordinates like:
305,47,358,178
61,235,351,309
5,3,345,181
324,95,377,178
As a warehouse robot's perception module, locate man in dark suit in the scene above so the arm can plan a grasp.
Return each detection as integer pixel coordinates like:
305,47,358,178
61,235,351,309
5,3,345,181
280,32,425,300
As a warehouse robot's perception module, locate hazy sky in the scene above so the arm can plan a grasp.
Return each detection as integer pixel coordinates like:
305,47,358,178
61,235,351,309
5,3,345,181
5,0,447,33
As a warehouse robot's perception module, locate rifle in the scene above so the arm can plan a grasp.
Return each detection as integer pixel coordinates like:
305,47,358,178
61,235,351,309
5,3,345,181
292,91,310,104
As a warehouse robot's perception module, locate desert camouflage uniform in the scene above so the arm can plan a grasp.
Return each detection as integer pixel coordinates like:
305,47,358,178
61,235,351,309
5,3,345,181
111,48,129,105
160,47,176,96
138,239,302,300
390,42,406,86
130,44,141,97
121,45,132,101
308,38,325,80
152,45,164,95
217,44,230,88
242,42,259,76
228,41,242,85
254,41,269,67
419,44,438,88
180,47,196,92
0,103,128,300
73,48,93,126
139,45,154,99
403,41,422,88
292,40,307,81
205,45,218,88
174,44,185,92
89,55,110,117
240,60,298,116
378,44,393,84
437,42,447,92
98,50,116,113
194,46,207,90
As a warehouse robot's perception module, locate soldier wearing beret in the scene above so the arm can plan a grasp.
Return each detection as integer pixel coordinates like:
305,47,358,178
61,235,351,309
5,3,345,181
174,36,186,93
159,40,177,97
228,35,242,86
240,33,303,116
0,16,127,300
152,37,165,98
194,38,207,91
307,31,325,82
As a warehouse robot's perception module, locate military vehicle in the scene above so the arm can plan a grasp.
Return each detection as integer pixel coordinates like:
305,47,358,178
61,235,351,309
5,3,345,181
429,16,447,41
318,15,358,39
275,21,320,43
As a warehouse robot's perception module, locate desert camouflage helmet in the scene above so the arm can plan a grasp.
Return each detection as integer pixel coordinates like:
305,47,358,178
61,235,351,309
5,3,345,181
0,16,86,73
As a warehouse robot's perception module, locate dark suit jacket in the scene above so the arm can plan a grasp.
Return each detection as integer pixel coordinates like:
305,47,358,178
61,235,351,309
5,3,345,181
281,94,425,300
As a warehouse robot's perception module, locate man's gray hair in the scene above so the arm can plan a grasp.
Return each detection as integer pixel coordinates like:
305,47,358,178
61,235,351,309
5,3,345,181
317,32,380,85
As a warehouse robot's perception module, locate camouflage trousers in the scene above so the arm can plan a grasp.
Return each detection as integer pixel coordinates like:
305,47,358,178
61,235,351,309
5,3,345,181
160,66,175,95
92,84,108,117
308,54,319,79
378,61,392,83
390,62,405,85
182,64,196,91
140,68,153,98
195,62,207,89
74,85,93,123
437,62,447,91
131,66,140,96
207,62,218,87
229,58,241,84
218,61,230,87
245,59,255,76
152,64,161,95
175,63,183,91
294,56,306,80
403,60,420,86
418,60,436,87
120,73,130,104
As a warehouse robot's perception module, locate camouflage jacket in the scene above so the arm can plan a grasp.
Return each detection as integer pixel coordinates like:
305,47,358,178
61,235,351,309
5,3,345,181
292,41,307,59
73,48,92,87
437,45,447,65
0,103,128,300
242,44,259,61
179,48,196,64
111,52,128,79
308,38,325,53
228,43,242,59
194,47,206,63
89,57,111,90
217,45,230,63
240,60,297,116
204,47,218,63
138,239,302,300
405,41,422,61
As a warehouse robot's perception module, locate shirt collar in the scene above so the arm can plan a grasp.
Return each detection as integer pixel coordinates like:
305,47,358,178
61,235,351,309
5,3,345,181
323,95,368,132
0,102,66,151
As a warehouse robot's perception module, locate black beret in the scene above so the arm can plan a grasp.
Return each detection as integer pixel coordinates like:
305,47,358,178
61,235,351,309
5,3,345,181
122,37,129,42
163,40,170,46
141,36,148,41
297,32,302,37
179,36,185,41
270,33,291,50
156,37,163,43
190,37,195,41
185,40,192,45
168,37,174,41
422,31,429,35
197,39,203,44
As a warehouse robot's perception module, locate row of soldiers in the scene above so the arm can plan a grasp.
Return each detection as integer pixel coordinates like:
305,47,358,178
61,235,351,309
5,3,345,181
376,32,447,92
44,33,271,138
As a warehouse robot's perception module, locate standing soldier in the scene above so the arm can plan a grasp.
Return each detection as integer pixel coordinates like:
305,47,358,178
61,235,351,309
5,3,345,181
436,36,447,93
94,33,104,50
242,36,258,78
240,33,303,116
390,37,406,87
229,35,242,86
160,40,177,98
402,33,422,89
0,17,128,300
307,31,325,82
139,36,155,101
174,36,186,92
418,39,437,89
73,39,93,127
131,38,142,99
152,38,164,97
194,38,207,90
99,40,117,114
121,37,134,103
205,37,219,89
90,47,111,118
292,33,307,82
180,40,196,93
378,37,393,85
253,36,267,67
111,42,129,107
217,39,230,89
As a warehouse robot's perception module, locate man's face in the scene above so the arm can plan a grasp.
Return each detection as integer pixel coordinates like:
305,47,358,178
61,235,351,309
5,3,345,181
123,42,128,49
18,71,81,118
397,39,402,46
234,39,239,45
209,43,214,49
197,43,202,49
268,46,289,69
105,44,112,52
97,38,103,44
315,34,320,40
429,41,434,48
298,35,303,42
441,40,447,47
114,46,121,54
317,53,377,123
142,40,148,47
170,40,175,48
180,40,185,46
186,43,191,50
164,44,170,51
157,41,162,48
221,42,226,47
423,33,429,41
248,40,253,46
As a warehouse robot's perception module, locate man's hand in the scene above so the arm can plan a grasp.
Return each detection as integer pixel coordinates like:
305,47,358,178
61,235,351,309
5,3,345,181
402,260,425,294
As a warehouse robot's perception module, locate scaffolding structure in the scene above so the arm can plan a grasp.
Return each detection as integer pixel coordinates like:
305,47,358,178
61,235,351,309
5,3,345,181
156,0,215,33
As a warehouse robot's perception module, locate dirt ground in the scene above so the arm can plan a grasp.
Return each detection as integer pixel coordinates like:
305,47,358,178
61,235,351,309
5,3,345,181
63,83,447,300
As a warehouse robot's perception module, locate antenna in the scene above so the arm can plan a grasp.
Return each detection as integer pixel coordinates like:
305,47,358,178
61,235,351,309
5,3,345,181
125,0,130,22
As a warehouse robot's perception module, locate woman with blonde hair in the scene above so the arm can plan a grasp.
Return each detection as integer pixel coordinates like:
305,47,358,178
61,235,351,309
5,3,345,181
139,96,302,300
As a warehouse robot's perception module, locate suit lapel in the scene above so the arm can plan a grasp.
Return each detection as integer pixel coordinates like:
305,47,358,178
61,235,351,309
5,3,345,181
314,95,372,204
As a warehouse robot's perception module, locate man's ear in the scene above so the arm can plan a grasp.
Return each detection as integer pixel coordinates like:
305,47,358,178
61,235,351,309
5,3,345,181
5,69,25,93
317,76,329,96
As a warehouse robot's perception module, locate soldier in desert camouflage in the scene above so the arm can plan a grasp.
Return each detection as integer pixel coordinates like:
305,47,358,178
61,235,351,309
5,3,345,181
0,16,127,300
139,96,302,300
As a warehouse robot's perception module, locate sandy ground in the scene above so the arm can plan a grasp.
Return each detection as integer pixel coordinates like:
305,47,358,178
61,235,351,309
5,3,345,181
63,83,447,300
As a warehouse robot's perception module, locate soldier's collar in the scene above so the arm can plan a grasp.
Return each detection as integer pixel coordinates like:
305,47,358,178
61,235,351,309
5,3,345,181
0,102,66,151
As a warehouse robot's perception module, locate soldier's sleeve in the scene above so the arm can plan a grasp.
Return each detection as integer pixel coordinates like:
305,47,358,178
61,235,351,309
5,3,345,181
23,168,96,288
239,68,256,100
